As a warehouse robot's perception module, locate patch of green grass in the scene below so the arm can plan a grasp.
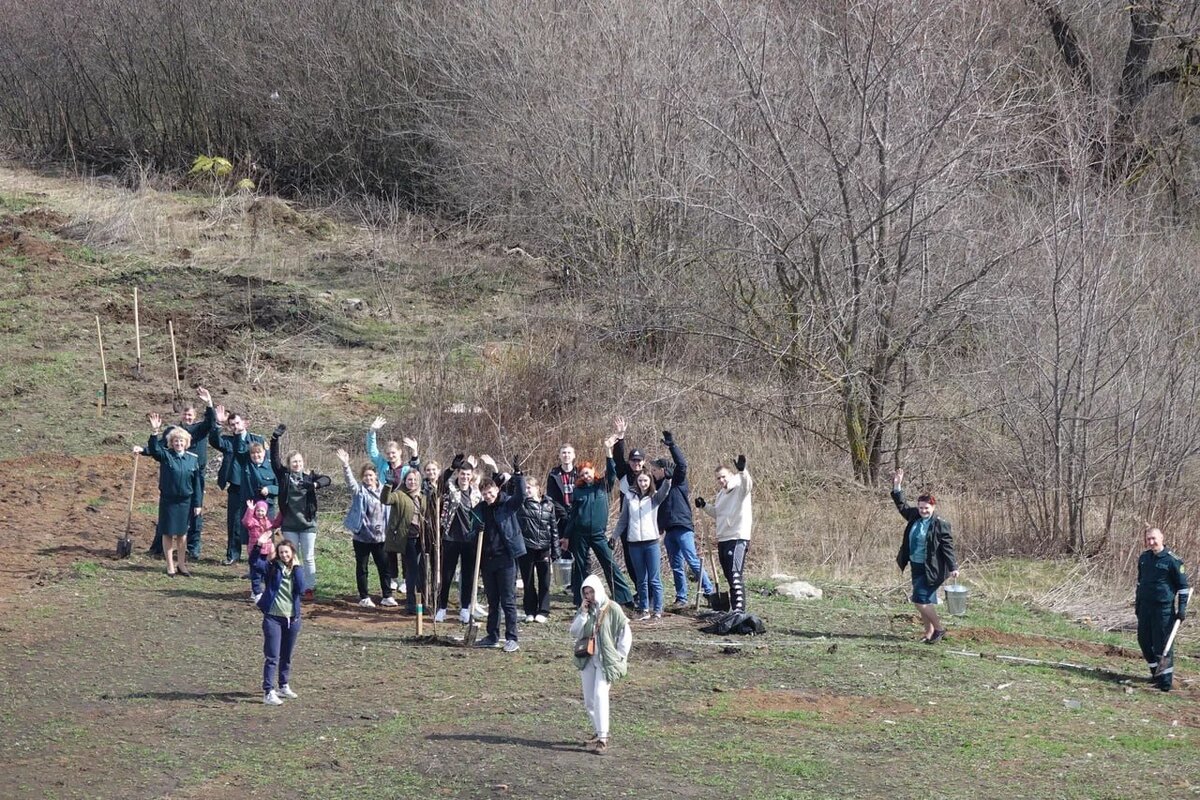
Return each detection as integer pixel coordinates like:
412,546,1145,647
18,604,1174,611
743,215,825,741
72,561,101,579
0,193,36,213
361,387,411,410
1101,734,1189,753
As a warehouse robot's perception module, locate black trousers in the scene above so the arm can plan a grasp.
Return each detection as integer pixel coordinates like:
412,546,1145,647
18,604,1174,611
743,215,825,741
403,536,426,612
718,539,750,612
353,540,389,600
481,557,518,642
1137,601,1177,688
518,547,552,616
386,552,400,592
438,539,477,610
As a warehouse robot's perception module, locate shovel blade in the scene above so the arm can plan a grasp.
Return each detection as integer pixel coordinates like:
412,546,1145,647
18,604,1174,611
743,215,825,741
116,536,133,559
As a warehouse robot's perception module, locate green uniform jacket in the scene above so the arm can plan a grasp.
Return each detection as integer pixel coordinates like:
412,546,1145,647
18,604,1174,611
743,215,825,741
564,458,617,538
1137,548,1191,613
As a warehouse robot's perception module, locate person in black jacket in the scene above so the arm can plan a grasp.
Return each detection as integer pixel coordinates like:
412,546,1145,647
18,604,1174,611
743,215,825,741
472,459,528,651
891,469,958,643
648,429,715,606
545,443,579,533
1136,527,1190,691
270,424,332,601
517,476,559,623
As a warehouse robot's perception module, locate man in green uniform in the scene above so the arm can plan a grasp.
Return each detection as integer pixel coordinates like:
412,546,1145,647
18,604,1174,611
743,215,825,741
209,405,265,565
1136,528,1190,692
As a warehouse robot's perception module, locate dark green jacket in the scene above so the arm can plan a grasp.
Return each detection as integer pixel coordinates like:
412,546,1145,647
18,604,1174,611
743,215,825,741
209,428,265,491
564,458,617,538
1137,549,1191,613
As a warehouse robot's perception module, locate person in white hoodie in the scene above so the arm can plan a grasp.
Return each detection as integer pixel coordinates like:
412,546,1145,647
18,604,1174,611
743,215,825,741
695,454,752,612
618,472,670,619
569,574,632,755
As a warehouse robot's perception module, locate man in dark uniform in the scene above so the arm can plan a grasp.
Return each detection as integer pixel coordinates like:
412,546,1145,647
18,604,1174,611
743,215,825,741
147,387,216,560
209,405,265,565
1136,527,1190,692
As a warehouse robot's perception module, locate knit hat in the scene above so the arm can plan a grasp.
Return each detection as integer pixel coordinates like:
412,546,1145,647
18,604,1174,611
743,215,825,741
254,500,269,513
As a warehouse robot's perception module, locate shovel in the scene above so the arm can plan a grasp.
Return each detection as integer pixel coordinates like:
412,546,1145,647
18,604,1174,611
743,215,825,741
117,454,139,559
463,529,485,645
1156,619,1182,678
707,549,730,612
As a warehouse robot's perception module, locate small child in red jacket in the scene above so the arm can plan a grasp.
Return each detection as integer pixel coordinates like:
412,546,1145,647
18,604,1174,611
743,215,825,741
243,500,279,602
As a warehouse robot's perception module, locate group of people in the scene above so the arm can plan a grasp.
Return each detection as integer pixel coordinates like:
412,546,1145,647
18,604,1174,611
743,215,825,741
131,388,1189,750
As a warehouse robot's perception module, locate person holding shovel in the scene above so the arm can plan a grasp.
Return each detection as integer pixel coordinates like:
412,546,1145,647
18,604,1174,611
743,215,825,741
147,387,215,560
696,454,754,612
569,574,632,755
890,469,958,644
134,415,203,577
471,459,527,651
1136,527,1190,691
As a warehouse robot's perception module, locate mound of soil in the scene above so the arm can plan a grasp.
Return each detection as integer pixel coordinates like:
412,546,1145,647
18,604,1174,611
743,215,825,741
955,626,1140,660
15,208,68,231
0,227,63,262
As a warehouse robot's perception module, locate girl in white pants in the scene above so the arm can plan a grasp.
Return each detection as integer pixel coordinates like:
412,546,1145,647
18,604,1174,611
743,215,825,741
569,574,632,754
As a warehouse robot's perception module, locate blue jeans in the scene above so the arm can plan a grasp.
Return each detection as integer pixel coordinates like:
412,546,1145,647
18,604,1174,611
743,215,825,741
249,549,269,596
261,614,300,692
629,540,663,613
663,528,714,602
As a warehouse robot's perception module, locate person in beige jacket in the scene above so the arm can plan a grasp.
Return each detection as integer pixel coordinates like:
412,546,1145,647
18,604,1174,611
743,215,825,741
695,454,752,611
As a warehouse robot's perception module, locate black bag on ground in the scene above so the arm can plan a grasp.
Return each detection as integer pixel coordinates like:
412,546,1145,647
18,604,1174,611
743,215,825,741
699,610,766,636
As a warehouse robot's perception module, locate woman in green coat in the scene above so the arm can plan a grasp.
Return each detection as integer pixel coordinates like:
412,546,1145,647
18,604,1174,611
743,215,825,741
134,413,203,577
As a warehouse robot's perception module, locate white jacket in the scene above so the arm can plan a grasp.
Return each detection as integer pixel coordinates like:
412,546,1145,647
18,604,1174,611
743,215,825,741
619,477,670,543
703,469,753,541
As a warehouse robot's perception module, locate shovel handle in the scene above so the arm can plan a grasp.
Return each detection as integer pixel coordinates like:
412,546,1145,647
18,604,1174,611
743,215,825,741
125,453,140,533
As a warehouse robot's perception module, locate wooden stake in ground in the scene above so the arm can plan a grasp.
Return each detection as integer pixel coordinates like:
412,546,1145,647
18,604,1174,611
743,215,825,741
95,315,108,411
416,591,424,636
133,287,143,378
168,320,182,401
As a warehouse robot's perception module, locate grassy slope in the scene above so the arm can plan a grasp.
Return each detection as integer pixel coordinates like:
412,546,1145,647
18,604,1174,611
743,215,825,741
0,166,1195,799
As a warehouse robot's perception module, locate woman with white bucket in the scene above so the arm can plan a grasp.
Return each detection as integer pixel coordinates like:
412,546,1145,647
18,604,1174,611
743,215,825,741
890,469,959,643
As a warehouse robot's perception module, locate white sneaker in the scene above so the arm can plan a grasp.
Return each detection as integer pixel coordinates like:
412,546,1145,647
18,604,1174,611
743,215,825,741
471,603,487,618
250,593,262,603
388,579,398,591
503,639,520,653
534,614,548,624
399,581,407,595
434,608,447,623
358,597,376,608
524,615,534,623
516,578,525,590
278,684,299,700
459,608,471,624
263,690,283,706
379,597,399,607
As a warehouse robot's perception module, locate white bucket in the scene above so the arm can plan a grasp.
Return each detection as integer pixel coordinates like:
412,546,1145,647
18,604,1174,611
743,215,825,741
944,583,969,616
552,558,573,590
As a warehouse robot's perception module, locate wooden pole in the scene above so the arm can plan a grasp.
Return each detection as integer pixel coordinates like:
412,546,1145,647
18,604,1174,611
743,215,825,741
133,287,142,377
95,315,108,409
168,320,181,397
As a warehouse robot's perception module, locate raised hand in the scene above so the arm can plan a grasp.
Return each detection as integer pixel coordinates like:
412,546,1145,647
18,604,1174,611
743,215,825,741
370,416,387,431
480,454,497,470
734,454,747,472
451,452,466,470
335,448,351,466
402,436,419,456
603,433,619,451
132,445,144,455
695,497,706,509
148,412,162,430
662,430,674,446
214,405,228,424
466,455,478,469
511,455,522,474
196,387,212,406
892,468,904,488
247,499,255,509
614,416,628,437
272,423,287,439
